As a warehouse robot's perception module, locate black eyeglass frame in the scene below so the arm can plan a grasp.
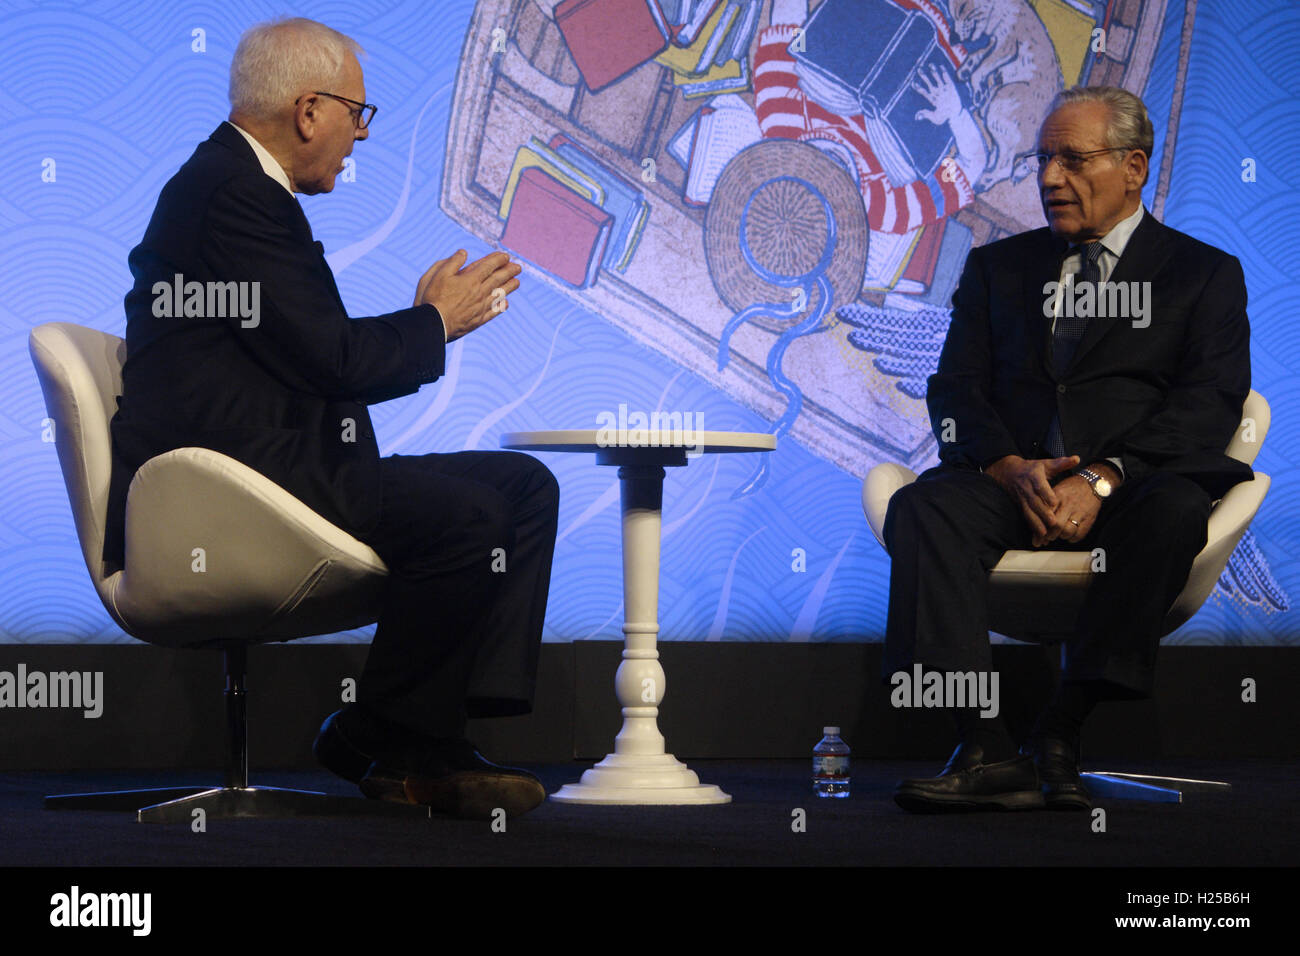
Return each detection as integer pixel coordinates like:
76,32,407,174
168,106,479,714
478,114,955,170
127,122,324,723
295,90,378,129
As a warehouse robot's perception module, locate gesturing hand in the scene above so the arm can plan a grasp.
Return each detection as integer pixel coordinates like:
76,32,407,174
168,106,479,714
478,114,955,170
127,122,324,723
983,454,1080,546
414,249,522,342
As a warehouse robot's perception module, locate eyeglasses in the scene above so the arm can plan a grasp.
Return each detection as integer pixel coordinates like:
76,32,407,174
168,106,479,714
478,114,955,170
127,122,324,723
1015,147,1137,174
296,91,377,130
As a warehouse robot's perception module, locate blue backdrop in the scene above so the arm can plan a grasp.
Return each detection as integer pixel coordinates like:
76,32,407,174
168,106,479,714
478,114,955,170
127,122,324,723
1,0,1295,645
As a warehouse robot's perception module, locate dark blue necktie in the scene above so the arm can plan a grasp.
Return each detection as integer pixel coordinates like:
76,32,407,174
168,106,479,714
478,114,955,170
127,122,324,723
1044,241,1105,457
1052,241,1104,374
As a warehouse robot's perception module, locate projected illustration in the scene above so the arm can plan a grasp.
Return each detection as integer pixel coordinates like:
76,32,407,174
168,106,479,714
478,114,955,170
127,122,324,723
4,0,1292,648
440,0,1287,611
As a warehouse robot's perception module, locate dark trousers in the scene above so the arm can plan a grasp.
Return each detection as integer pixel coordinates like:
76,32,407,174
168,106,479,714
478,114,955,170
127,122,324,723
882,465,1211,698
353,451,560,738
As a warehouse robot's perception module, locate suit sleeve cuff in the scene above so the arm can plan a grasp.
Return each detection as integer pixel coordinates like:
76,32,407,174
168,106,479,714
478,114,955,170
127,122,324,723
404,303,446,381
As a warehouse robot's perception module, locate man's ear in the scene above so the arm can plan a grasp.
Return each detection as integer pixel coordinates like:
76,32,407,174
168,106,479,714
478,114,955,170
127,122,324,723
294,94,318,142
1125,149,1149,191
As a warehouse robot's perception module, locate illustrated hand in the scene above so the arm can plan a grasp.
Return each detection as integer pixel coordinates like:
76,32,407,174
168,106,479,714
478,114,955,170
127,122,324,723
415,250,522,342
983,454,1080,545
913,64,963,126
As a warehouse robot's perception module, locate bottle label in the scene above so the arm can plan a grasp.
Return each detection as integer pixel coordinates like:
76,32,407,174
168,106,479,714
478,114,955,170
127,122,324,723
813,755,849,777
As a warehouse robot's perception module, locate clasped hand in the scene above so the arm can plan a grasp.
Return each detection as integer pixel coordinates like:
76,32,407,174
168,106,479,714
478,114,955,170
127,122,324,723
414,249,523,342
984,454,1105,547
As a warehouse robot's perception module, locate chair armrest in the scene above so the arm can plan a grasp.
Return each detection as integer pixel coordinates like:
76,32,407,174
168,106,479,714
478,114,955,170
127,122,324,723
862,463,918,547
1164,473,1272,633
108,447,388,646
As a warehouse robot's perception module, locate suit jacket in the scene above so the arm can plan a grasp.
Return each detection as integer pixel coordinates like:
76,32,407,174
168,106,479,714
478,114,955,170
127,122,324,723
927,211,1252,499
102,122,446,570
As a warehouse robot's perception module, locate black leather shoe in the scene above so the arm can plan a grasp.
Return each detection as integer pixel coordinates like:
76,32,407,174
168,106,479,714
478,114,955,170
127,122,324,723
359,740,547,819
1022,736,1092,811
313,706,426,784
894,742,1045,813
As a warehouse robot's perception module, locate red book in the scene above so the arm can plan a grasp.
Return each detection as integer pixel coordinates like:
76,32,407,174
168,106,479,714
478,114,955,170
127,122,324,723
900,218,945,289
555,0,670,93
500,166,614,289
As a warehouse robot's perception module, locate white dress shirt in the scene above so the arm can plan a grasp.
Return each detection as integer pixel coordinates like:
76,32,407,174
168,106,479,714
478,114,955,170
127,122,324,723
227,121,294,196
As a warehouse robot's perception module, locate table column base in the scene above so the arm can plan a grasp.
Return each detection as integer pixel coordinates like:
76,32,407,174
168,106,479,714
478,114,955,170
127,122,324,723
550,752,732,805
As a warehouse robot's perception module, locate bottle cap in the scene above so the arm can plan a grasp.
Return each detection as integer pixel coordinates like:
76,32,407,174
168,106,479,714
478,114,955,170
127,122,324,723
823,726,839,736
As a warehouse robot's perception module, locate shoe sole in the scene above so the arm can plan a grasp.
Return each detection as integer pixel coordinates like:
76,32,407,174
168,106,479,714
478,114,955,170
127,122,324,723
1043,790,1093,811
360,770,546,820
893,788,1046,813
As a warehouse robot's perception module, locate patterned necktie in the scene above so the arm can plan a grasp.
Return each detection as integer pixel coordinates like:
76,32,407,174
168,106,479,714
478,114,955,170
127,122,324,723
1052,241,1105,375
1044,241,1105,457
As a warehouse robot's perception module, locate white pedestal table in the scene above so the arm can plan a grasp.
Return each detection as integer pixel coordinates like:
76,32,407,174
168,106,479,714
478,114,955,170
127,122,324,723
499,429,776,805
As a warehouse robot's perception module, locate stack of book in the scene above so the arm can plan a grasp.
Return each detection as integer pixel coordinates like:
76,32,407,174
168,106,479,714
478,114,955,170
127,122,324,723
554,0,761,98
655,0,762,98
499,135,651,289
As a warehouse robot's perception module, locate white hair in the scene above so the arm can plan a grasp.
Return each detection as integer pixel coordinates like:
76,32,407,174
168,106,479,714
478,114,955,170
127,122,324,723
1050,85,1154,185
229,18,364,120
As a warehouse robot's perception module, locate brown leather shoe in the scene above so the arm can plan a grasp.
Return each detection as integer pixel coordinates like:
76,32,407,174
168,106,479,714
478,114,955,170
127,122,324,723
359,741,546,819
894,742,1045,813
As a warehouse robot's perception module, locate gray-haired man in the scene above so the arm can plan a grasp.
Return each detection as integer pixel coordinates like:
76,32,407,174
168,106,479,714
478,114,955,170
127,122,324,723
105,18,558,818
884,87,1252,812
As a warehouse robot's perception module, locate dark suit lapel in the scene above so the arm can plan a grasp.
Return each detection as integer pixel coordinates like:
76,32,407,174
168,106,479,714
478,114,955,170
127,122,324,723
314,240,348,313
210,121,345,313
1068,210,1172,369
1022,230,1069,376
210,121,257,160
209,121,315,242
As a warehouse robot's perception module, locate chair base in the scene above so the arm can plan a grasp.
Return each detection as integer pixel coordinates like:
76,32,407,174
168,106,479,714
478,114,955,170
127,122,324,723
1081,771,1232,804
45,784,432,823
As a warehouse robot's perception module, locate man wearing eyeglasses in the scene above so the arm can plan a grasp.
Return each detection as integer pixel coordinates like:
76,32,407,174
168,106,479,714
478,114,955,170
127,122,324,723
883,86,1252,812
103,17,558,818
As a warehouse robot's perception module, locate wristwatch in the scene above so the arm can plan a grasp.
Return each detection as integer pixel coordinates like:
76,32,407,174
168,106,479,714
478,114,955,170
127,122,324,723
1073,467,1112,499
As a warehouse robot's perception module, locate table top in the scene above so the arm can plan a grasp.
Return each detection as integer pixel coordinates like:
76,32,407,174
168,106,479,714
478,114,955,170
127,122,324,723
500,429,776,455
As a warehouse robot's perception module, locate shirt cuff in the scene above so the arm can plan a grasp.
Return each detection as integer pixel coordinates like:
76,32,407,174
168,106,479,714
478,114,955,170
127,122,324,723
1105,456,1125,480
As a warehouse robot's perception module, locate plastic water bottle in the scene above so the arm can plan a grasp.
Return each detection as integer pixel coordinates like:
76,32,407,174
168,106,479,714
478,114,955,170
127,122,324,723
813,726,850,798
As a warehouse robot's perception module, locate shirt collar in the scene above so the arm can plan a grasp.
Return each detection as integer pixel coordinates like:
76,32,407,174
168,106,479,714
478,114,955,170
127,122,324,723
226,121,294,197
1078,203,1145,259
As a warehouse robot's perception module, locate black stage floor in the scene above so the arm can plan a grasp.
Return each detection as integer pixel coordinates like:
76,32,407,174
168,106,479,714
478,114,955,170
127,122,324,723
3,758,1295,867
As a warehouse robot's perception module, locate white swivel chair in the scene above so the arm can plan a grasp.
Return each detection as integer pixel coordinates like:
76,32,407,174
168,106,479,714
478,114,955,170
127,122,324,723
29,321,428,822
862,390,1272,802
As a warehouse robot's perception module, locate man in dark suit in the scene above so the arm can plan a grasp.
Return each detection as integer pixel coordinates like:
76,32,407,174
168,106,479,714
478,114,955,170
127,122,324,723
104,17,559,817
883,86,1251,812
